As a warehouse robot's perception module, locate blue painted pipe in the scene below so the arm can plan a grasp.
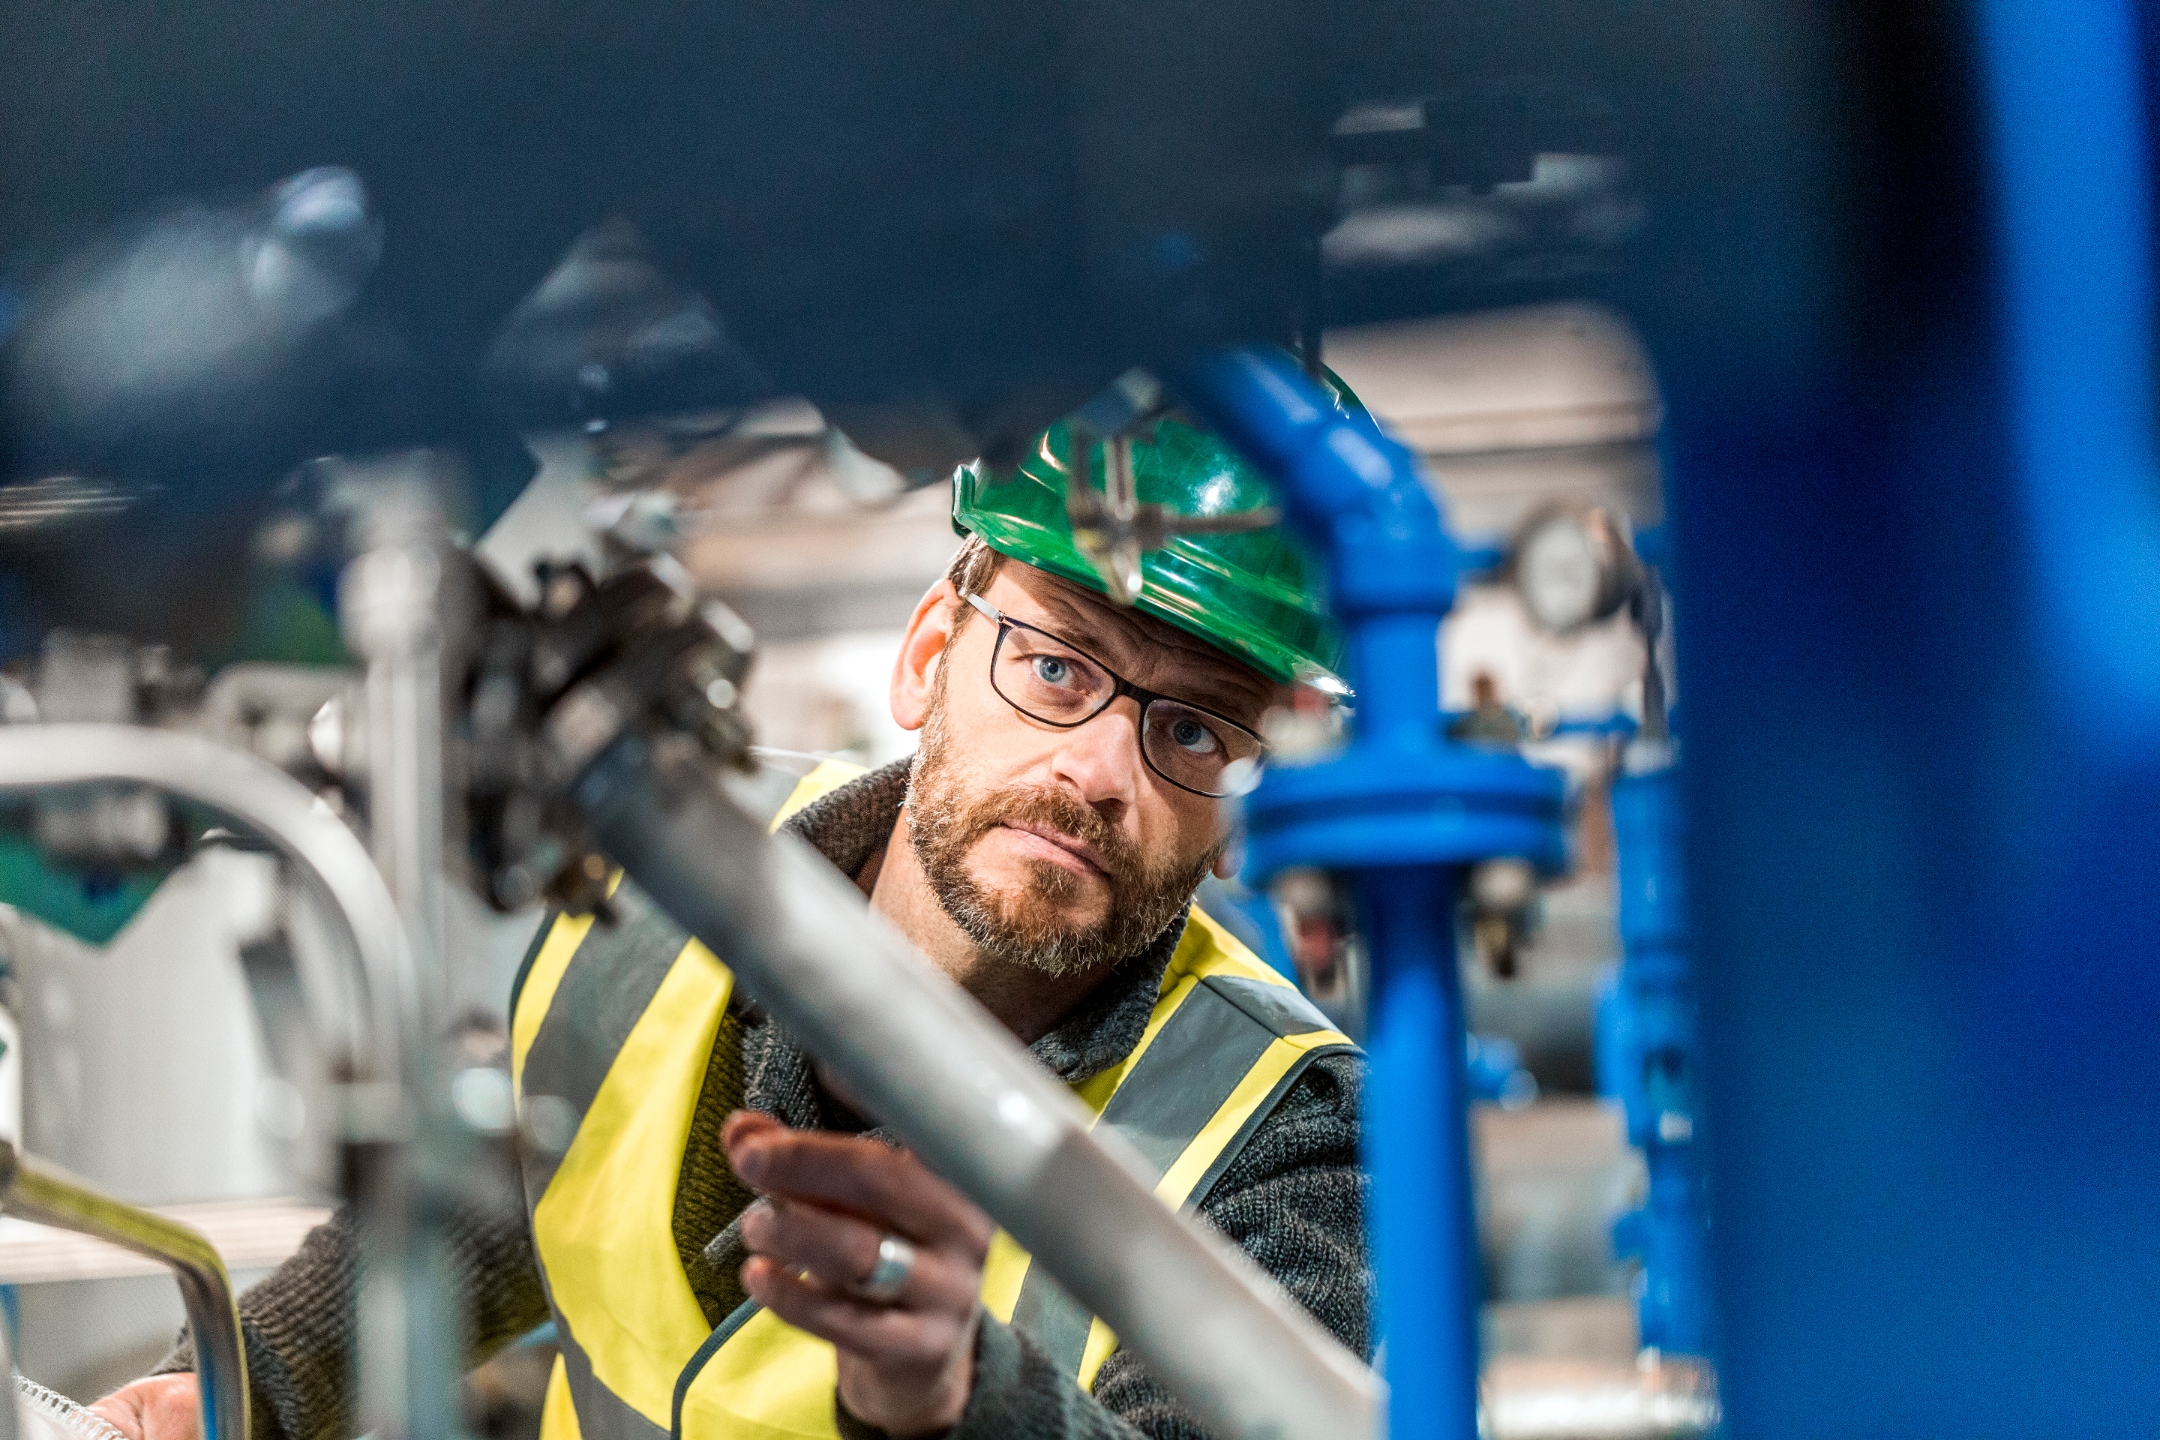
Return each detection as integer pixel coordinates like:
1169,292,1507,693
1167,348,1567,1440
1464,1032,1535,1108
1607,757,1709,1355
1357,865,1480,1439
1977,0,2160,740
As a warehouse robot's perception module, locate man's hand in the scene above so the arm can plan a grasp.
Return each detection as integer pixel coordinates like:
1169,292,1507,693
88,1375,201,1440
724,1111,993,1439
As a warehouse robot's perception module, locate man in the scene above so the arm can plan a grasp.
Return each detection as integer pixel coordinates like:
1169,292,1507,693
94,395,1371,1440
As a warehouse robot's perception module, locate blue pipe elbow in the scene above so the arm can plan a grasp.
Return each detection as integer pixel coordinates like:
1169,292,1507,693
1162,348,1460,624
1168,347,1572,1440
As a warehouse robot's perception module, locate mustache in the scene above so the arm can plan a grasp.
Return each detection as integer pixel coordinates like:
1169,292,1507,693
963,783,1140,884
905,717,1223,976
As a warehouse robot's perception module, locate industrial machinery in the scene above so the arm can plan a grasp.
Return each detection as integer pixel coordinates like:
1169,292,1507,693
1603,749,1702,1359
2,0,2158,1438
1495,502,1710,1360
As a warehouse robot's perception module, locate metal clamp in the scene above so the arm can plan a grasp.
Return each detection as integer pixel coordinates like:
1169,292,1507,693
466,552,756,915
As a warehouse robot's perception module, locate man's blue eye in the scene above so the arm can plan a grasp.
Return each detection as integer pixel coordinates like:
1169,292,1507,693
1032,656,1072,686
1170,717,1220,754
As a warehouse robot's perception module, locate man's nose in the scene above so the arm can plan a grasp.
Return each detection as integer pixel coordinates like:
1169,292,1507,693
1048,698,1145,815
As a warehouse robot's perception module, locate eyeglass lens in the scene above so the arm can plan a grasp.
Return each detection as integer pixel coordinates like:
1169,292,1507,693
990,623,1263,797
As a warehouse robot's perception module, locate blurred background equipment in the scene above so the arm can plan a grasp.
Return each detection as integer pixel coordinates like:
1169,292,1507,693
0,278,1716,1438
0,0,2154,1437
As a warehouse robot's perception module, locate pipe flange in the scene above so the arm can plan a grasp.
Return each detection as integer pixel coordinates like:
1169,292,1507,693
1243,740,1568,885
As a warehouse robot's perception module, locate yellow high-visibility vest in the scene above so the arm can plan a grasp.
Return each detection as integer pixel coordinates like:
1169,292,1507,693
508,762,1354,1440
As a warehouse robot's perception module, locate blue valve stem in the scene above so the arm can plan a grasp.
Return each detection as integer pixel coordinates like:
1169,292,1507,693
1349,601,1483,1423
1358,864,1480,1439
1349,613,1444,751
1610,761,1709,1356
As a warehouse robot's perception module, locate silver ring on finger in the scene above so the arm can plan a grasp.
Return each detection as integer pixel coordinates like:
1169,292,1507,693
853,1234,916,1305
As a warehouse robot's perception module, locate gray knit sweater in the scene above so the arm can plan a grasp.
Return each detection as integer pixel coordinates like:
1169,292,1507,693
164,760,1370,1440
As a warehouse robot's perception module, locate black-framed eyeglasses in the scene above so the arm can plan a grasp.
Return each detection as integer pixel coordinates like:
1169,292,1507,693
961,592,1267,798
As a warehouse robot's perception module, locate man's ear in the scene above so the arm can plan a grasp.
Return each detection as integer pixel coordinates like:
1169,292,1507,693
890,577,962,732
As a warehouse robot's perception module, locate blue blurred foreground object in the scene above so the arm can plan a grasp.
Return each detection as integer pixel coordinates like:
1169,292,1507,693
1170,347,1566,1440
1600,753,1707,1356
1642,0,2160,1431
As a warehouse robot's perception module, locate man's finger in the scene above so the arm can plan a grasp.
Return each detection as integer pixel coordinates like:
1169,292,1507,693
742,1256,971,1369
739,1198,978,1313
720,1110,784,1152
724,1120,990,1255
728,1125,938,1229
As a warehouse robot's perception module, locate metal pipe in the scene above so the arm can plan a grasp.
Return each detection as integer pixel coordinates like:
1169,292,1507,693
0,725,434,1440
336,469,463,1440
571,733,1380,1440
0,1143,247,1440
339,476,450,1001
0,724,414,1080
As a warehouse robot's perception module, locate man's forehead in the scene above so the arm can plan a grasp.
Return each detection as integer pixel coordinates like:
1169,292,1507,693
990,561,1279,711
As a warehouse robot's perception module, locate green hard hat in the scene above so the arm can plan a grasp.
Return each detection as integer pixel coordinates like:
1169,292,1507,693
951,382,1353,693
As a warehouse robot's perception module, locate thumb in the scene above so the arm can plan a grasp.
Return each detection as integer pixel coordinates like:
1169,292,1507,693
89,1374,200,1440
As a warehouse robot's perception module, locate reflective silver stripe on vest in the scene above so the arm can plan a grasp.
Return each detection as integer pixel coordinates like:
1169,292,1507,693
517,882,695,1202
1206,972,1337,1042
516,882,715,1440
552,1307,674,1440
1177,977,1349,1211
1006,974,1354,1379
517,762,809,1440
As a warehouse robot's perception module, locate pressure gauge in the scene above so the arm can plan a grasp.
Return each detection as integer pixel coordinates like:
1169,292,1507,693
1510,504,1642,634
